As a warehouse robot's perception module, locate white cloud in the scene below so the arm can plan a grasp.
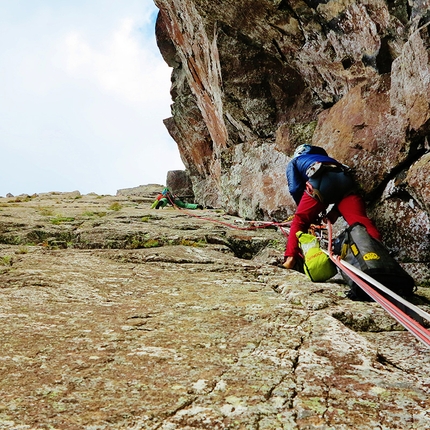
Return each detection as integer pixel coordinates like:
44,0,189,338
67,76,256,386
60,18,170,106
0,1,184,197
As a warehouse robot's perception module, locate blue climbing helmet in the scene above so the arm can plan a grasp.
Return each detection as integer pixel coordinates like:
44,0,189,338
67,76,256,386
162,187,170,196
293,144,312,158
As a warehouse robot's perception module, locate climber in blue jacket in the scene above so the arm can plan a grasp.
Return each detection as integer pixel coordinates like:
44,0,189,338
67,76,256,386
284,144,381,270
287,145,340,205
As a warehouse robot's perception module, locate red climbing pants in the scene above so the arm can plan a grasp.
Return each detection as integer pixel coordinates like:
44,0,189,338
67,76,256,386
285,192,382,259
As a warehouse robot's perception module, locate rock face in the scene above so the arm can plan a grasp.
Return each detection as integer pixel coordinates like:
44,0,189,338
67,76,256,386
166,169,195,201
154,0,430,273
0,188,430,429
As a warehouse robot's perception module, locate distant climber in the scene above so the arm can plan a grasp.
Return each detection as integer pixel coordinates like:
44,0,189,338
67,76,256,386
283,144,381,270
151,188,203,210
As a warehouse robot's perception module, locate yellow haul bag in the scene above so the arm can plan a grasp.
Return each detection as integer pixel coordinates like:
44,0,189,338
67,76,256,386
297,231,337,282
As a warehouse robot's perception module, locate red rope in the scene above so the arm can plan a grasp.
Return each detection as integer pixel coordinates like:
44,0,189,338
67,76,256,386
164,193,292,232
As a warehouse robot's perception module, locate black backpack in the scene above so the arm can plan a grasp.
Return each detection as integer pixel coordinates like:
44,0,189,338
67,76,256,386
333,223,415,301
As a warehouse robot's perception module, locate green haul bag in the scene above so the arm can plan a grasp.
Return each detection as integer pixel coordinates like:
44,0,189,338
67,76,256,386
333,223,415,300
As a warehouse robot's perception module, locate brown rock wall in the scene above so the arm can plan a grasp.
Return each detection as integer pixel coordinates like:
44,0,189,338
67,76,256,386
406,153,430,213
154,0,430,265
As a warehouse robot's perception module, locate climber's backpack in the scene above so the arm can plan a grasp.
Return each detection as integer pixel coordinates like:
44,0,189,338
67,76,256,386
333,223,415,300
297,231,337,282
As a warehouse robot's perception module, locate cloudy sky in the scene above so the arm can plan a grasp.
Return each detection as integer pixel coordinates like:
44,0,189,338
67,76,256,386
0,0,185,197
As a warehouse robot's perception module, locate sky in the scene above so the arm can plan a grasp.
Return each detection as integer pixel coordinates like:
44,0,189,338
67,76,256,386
0,0,185,197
